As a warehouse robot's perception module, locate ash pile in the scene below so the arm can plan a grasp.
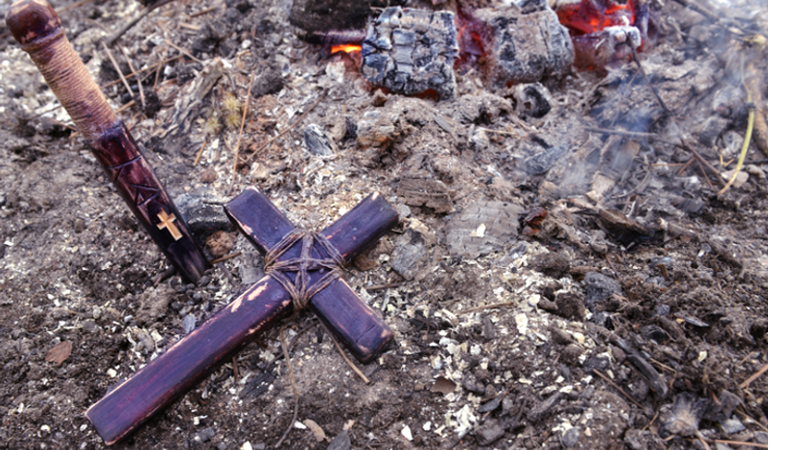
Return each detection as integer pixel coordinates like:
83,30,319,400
0,0,769,448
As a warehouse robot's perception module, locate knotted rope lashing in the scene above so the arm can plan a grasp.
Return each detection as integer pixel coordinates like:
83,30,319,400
263,230,346,311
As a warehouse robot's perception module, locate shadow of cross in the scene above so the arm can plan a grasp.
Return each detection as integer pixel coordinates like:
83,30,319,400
85,187,398,446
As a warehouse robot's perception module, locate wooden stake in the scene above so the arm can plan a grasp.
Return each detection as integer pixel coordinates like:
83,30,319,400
6,0,209,283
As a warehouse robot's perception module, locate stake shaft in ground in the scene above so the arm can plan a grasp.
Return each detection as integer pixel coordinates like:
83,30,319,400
5,0,209,283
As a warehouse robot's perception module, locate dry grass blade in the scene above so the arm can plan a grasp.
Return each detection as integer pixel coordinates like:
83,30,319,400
739,363,768,389
321,322,370,384
275,325,300,448
232,72,255,177
164,39,203,64
717,90,755,195
106,0,177,46
118,44,146,110
246,94,325,163
101,42,136,105
592,369,645,409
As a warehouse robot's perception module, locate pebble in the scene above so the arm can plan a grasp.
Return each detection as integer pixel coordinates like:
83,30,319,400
183,314,197,334
194,427,216,443
583,272,621,311
719,417,746,435
475,419,504,446
327,430,350,450
561,427,580,448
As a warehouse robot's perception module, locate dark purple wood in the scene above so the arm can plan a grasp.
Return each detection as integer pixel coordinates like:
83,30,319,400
95,123,210,283
85,187,398,445
85,277,291,445
225,188,397,361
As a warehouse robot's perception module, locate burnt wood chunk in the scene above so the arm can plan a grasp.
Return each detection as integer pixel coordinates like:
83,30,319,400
85,188,398,445
474,2,574,86
361,7,459,100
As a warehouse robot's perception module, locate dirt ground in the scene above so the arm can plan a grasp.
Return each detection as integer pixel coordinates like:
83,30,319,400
0,0,767,449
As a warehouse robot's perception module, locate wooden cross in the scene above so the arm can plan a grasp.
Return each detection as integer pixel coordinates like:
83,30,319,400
156,209,183,240
85,187,398,445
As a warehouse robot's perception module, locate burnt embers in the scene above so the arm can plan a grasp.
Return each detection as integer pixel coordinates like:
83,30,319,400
361,7,459,100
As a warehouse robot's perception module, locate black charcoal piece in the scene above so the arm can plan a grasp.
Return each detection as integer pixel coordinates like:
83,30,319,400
290,0,371,42
521,145,568,176
514,82,552,118
361,7,459,99
304,124,335,156
475,2,573,86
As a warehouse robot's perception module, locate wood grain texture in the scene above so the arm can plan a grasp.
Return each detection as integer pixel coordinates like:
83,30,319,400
225,187,398,362
6,0,209,283
85,277,291,445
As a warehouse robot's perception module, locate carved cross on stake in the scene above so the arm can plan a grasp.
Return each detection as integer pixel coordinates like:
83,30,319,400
156,209,183,240
85,187,398,445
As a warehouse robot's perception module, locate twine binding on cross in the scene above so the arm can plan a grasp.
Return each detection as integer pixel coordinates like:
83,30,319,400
263,230,345,311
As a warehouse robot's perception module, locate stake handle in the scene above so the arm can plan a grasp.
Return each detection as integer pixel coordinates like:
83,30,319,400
6,0,117,138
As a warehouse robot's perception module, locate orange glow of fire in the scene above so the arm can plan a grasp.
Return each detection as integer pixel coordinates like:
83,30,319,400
330,44,362,54
557,0,636,36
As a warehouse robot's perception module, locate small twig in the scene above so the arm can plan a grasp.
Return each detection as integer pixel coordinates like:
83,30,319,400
55,0,95,14
320,322,370,384
695,430,711,450
483,128,518,136
676,156,696,175
508,115,534,133
457,301,513,316
364,282,404,291
584,126,679,144
711,439,768,449
246,94,325,162
118,44,146,110
209,251,242,265
101,42,136,105
194,138,208,166
232,356,240,384
649,359,677,375
164,39,203,64
178,22,202,32
275,326,300,448
106,0,177,46
739,363,768,389
189,6,219,17
592,369,645,409
643,411,659,431
734,406,768,433
153,266,178,286
100,55,182,90
717,93,755,195
627,37,670,114
116,100,136,115
679,139,726,185
694,157,716,189
232,72,255,176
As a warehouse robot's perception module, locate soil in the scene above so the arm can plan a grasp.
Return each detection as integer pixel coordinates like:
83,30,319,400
0,0,767,449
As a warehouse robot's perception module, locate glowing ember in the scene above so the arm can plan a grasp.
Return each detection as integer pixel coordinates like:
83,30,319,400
556,0,636,36
330,44,362,54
